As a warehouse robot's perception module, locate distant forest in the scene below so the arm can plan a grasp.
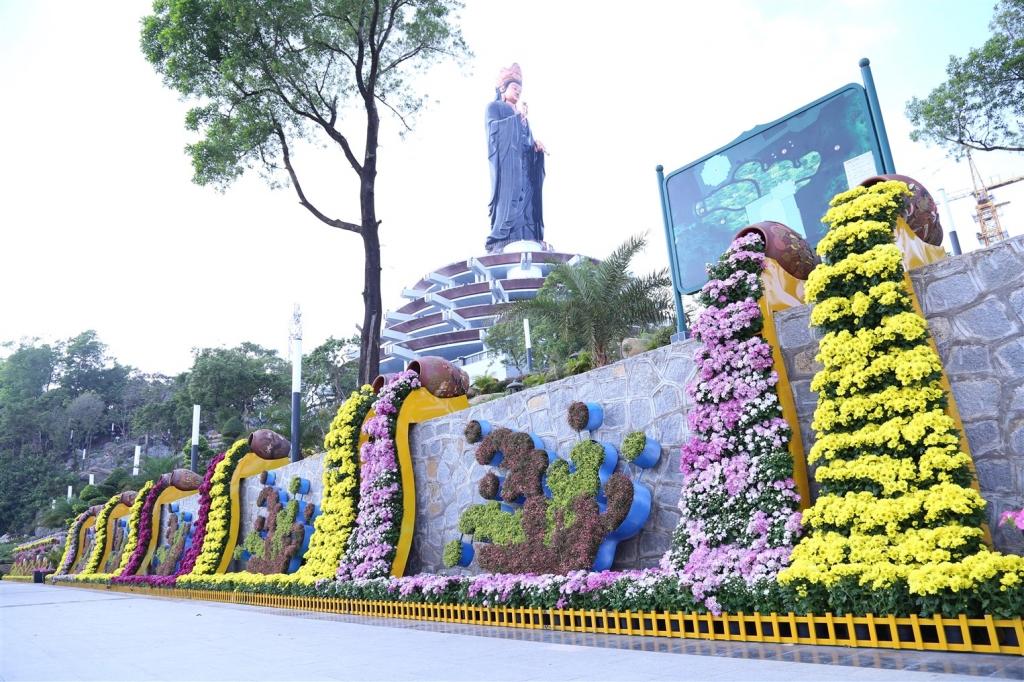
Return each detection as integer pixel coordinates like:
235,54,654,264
0,330,358,535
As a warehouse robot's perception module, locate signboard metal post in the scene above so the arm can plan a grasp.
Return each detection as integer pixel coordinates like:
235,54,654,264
859,58,895,174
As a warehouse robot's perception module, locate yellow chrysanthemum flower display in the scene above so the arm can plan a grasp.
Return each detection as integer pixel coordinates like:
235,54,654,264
112,479,154,576
778,180,1024,609
178,386,377,591
296,385,375,579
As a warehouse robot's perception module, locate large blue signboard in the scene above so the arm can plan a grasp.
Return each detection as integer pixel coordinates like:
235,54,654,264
659,83,890,297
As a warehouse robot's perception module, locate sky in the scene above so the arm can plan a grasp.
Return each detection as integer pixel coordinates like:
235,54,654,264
1,0,1021,376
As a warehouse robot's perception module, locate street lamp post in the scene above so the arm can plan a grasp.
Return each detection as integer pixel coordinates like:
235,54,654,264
524,318,533,374
290,305,302,463
938,188,963,256
190,404,201,473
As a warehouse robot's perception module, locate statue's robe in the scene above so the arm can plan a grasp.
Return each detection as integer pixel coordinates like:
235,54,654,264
485,100,545,253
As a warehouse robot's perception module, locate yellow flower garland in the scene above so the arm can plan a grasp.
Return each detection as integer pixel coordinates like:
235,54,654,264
297,385,375,579
113,479,154,577
184,438,250,577
778,180,1024,600
178,388,376,589
80,494,121,576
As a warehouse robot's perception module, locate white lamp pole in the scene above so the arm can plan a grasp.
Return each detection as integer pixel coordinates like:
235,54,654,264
523,318,533,374
289,305,302,462
938,188,963,255
67,485,73,501
190,404,201,472
133,445,141,477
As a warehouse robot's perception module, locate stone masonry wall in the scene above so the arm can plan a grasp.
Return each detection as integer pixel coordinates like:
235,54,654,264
234,454,325,571
774,235,1024,554
406,340,699,575
155,492,200,571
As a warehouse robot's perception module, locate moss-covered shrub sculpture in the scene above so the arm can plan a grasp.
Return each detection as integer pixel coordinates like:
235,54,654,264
442,539,464,568
474,427,546,500
244,485,305,575
464,420,484,444
621,432,646,462
478,472,500,500
566,401,590,432
454,406,644,574
154,512,191,577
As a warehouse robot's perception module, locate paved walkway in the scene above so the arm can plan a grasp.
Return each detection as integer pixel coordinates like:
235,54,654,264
1,581,1021,681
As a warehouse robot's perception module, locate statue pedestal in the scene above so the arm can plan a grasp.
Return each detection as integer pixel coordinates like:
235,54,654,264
498,239,551,254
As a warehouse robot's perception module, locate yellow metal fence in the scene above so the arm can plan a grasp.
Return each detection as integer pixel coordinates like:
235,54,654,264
53,581,1023,656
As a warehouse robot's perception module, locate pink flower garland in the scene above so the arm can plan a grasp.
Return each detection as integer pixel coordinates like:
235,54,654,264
662,233,802,613
336,370,421,580
325,568,684,611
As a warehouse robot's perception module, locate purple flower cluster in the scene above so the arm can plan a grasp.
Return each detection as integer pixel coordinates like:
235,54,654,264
662,233,802,613
1001,508,1024,530
173,451,224,578
336,371,421,580
111,477,169,581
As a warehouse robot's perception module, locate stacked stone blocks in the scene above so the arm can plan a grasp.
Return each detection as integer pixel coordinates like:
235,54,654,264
407,340,699,574
776,235,1024,554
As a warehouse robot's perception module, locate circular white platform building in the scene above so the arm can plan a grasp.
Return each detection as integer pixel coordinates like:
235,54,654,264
379,241,589,379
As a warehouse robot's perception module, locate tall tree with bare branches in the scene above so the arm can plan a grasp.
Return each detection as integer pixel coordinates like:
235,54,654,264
141,0,469,383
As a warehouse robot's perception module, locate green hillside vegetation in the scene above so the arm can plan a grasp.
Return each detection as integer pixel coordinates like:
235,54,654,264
0,331,359,536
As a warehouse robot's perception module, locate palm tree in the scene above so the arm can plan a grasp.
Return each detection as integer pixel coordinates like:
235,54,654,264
502,234,672,367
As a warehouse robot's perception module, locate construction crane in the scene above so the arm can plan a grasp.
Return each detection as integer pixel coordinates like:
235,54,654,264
943,150,1022,247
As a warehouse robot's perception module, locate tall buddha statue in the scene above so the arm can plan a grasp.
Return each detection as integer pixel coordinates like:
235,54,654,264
485,63,547,253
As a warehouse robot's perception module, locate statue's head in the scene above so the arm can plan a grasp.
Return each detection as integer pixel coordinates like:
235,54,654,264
501,81,522,105
495,63,522,102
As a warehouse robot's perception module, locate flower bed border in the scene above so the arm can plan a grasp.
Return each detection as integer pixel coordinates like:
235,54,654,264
8,535,62,577
50,581,1024,656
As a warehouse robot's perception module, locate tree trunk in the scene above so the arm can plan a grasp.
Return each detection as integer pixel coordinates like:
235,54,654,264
357,96,383,386
358,222,382,386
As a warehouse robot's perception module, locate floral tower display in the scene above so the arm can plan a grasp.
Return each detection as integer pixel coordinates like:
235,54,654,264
662,232,803,613
779,180,1024,616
